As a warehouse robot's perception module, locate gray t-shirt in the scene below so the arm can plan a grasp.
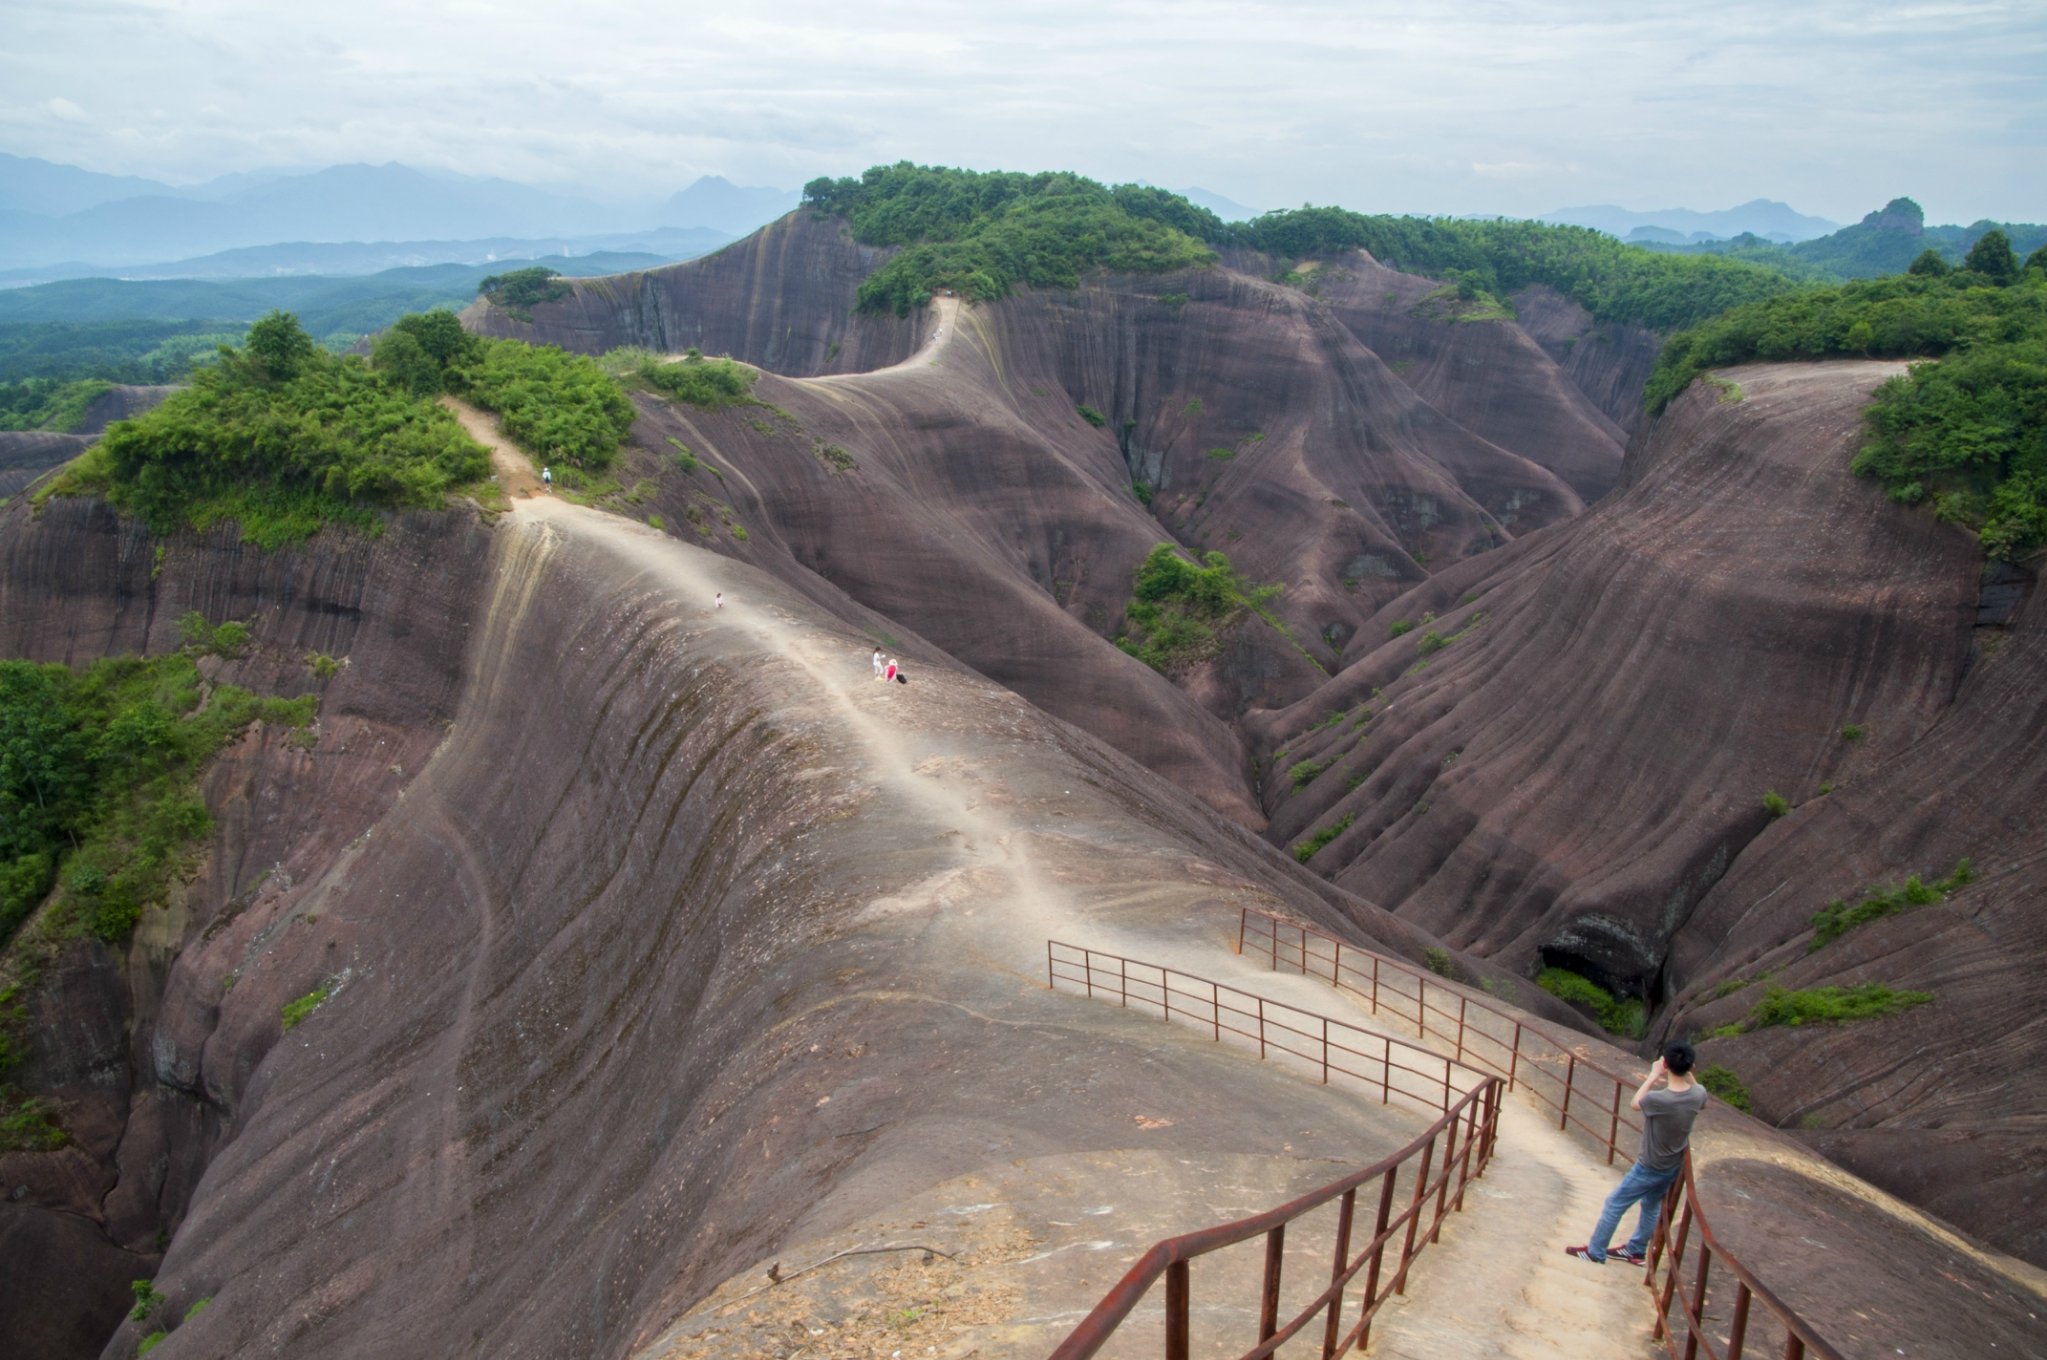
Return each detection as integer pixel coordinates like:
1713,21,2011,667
1638,1083,1709,1173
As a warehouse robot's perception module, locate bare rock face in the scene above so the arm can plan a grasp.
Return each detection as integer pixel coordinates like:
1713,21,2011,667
464,212,921,375
1255,360,1965,982
0,497,493,1359
1,430,88,498
1510,284,1662,435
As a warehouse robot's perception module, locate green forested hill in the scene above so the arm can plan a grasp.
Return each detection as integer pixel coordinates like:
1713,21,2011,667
1636,198,2047,282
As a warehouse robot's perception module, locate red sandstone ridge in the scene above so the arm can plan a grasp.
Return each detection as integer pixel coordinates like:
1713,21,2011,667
1254,359,2044,1261
466,214,1624,821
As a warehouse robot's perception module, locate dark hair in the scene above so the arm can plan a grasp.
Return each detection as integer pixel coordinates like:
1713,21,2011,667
1663,1041,1697,1076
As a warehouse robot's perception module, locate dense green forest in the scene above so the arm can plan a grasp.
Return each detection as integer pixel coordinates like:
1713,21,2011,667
1227,207,1796,331
46,309,638,544
804,162,1795,332
0,320,246,385
0,377,111,432
1648,232,2047,557
803,164,1217,314
55,311,491,546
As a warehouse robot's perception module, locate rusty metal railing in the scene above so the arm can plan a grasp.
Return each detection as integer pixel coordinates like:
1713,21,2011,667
1239,908,1845,1360
1045,940,1503,1358
1240,907,1642,1163
1645,1161,1844,1360
1046,940,1486,1116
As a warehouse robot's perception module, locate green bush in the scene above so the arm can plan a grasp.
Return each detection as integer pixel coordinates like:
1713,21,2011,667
1809,858,1973,949
478,266,570,315
1117,544,1280,673
130,1280,166,1322
137,1331,168,1355
1697,1064,1753,1113
1076,404,1106,427
631,353,760,408
1763,790,1791,818
1387,619,1415,637
1840,723,1864,741
452,337,635,471
1289,758,1328,788
1293,814,1353,863
55,311,489,547
1424,947,1456,978
1536,967,1645,1038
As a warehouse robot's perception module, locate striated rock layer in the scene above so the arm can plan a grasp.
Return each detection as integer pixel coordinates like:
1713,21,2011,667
1253,360,2044,1261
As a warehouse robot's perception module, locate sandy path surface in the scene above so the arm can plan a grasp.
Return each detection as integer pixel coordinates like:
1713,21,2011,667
801,294,962,383
442,394,543,500
479,406,1651,1358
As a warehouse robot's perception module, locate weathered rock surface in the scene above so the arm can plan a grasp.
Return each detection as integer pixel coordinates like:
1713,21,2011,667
1253,360,2045,1261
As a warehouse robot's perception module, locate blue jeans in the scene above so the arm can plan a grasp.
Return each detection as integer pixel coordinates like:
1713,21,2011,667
1587,1161,1679,1261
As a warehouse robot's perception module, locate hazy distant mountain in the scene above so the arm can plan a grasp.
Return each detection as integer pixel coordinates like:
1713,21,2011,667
657,176,799,236
0,225,733,287
0,161,653,270
0,153,175,216
1544,199,1840,244
1180,186,1258,222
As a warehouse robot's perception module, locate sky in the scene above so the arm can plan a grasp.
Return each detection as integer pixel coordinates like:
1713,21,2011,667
3,0,2044,225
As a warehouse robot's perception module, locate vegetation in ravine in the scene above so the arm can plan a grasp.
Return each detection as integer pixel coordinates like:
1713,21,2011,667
1536,966,1646,1039
1708,983,1933,1037
803,164,1217,315
1116,543,1280,673
1809,859,1974,951
0,620,316,951
1646,239,2047,558
1294,815,1354,863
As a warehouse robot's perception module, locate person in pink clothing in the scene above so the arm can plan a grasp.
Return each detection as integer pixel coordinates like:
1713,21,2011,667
884,657,898,683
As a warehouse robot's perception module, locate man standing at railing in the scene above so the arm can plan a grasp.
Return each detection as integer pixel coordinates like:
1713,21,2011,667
1565,1042,1707,1266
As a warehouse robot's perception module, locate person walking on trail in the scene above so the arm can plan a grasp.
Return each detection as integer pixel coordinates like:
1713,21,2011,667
871,647,885,680
1566,1041,1708,1266
541,466,552,493
714,592,723,610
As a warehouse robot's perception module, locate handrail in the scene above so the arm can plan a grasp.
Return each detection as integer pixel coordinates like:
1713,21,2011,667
1239,908,1845,1360
1046,940,1503,1359
1646,1158,1845,1360
1240,907,1642,1163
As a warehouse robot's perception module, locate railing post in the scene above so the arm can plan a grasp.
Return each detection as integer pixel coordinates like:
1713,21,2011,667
1607,1082,1623,1165
1395,1138,1435,1293
1258,1224,1286,1343
1162,964,1170,1021
1322,1016,1331,1085
1508,1021,1521,1091
1084,949,1094,999
1430,1115,1457,1244
1047,940,1054,989
1684,1246,1712,1360
1120,955,1128,1008
1380,1036,1392,1105
1237,907,1247,956
1370,954,1379,1013
1322,1187,1357,1359
1727,1281,1752,1360
1456,996,1468,1064
1560,1054,1576,1132
1165,1259,1190,1360
1270,920,1278,971
1357,1170,1396,1352
1257,995,1266,1058
1212,980,1220,1040
1332,937,1342,987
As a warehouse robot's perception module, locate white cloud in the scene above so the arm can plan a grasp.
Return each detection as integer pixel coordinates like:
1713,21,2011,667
0,0,2039,222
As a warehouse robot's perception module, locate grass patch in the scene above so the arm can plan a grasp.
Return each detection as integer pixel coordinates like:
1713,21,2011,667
1387,619,1415,637
1292,814,1353,863
1809,858,1973,950
1697,1064,1753,1112
281,981,332,1030
1714,983,1933,1036
1536,967,1645,1038
1076,403,1106,427
1762,790,1791,818
306,651,343,680
624,350,761,409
